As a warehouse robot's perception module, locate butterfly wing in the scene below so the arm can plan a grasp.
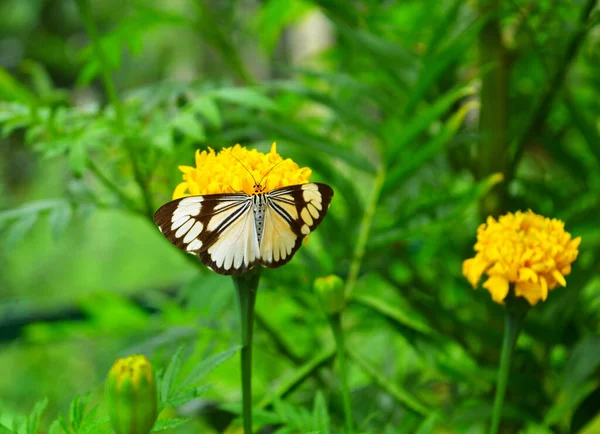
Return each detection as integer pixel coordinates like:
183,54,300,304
260,182,333,268
153,193,261,275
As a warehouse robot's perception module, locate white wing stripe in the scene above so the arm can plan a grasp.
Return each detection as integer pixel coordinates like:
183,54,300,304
207,203,259,271
207,200,251,232
301,208,313,226
183,221,203,243
268,200,296,224
175,219,194,238
187,239,203,251
172,216,190,230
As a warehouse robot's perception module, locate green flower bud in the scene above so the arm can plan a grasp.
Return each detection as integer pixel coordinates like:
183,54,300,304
106,354,158,434
314,275,346,315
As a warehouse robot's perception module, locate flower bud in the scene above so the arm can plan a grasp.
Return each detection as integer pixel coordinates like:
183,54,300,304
106,354,158,434
314,275,346,315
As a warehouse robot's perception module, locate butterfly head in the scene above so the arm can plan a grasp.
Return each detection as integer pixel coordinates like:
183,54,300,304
252,183,265,194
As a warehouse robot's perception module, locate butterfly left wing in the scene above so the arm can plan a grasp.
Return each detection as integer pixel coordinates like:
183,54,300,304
153,193,261,275
260,182,333,268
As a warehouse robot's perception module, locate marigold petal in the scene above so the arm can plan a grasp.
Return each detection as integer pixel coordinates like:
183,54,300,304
483,276,509,304
515,281,543,306
172,182,189,200
188,180,200,195
552,269,567,287
463,258,488,288
569,236,582,249
518,267,538,283
540,276,548,300
178,165,194,174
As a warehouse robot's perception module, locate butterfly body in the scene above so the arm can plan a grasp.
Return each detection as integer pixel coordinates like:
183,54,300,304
154,182,333,275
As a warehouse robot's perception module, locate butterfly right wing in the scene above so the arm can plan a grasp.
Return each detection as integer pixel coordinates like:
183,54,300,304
153,193,261,275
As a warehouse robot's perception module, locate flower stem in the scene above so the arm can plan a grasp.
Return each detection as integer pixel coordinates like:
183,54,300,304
489,299,528,434
329,312,354,434
232,268,261,434
345,166,385,298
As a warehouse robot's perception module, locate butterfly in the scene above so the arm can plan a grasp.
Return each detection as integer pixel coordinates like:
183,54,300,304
153,171,333,275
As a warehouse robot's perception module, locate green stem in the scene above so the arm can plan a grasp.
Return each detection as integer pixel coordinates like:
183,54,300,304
257,346,336,410
477,0,508,216
489,299,528,434
329,313,354,434
345,166,385,298
75,0,154,218
87,159,141,213
232,268,262,434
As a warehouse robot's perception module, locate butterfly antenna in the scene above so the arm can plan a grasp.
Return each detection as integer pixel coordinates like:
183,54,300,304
228,150,258,185
258,159,285,187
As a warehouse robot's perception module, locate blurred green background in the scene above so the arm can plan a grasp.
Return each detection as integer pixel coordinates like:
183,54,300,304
0,0,599,433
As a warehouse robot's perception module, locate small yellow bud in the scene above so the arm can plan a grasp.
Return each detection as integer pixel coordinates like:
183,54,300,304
314,275,346,315
106,355,158,434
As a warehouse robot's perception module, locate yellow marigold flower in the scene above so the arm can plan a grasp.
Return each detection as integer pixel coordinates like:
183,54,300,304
463,210,581,306
172,142,312,199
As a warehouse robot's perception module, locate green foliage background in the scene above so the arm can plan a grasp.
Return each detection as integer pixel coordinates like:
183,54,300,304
0,0,599,433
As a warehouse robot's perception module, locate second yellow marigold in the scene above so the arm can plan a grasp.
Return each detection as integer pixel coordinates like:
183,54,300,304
463,210,581,306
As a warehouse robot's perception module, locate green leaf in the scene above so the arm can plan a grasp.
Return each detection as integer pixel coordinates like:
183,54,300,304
258,348,335,410
48,420,61,434
25,398,48,434
21,60,55,100
312,391,330,434
404,16,483,116
0,66,37,104
48,203,73,240
164,385,212,408
564,336,600,391
571,386,600,434
382,100,478,196
370,172,504,248
68,393,92,429
0,424,13,434
151,418,190,432
415,413,440,434
58,416,70,434
256,0,313,53
208,87,277,111
192,97,222,129
352,294,437,339
4,213,38,253
178,346,241,392
69,140,87,178
159,345,186,405
173,111,206,142
564,92,600,165
253,117,377,172
0,103,30,123
386,85,475,162
79,416,110,434
347,347,430,417
271,395,312,430
76,60,100,87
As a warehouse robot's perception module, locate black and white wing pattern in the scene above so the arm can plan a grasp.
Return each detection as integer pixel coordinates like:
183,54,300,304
153,193,261,275
260,183,333,268
153,183,333,275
